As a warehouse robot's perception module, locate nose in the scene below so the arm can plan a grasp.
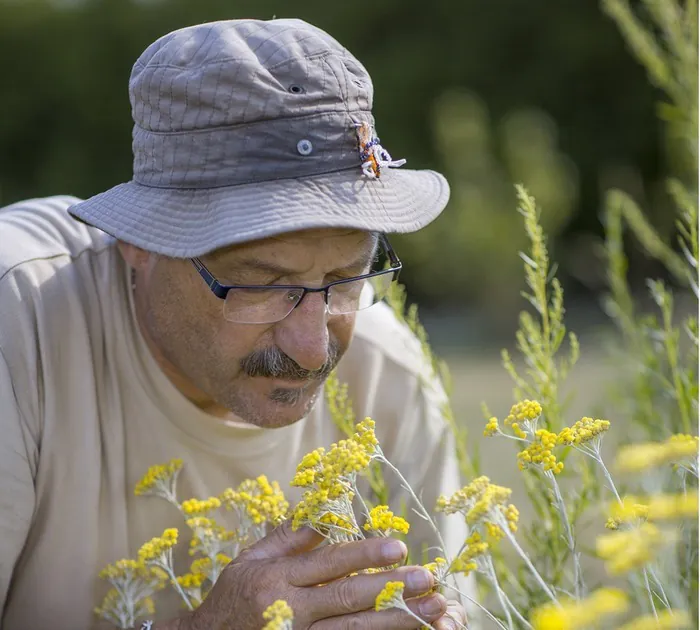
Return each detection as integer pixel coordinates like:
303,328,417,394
273,291,329,372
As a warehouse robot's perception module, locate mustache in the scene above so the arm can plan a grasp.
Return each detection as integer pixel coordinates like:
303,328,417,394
240,339,341,382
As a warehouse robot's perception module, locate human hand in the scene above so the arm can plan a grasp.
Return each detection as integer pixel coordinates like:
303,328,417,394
181,520,455,629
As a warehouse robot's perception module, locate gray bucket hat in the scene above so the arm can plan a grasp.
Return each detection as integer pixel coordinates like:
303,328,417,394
68,18,450,257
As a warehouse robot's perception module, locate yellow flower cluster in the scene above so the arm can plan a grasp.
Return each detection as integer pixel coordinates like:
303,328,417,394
262,599,294,630
436,477,519,533
616,609,692,630
94,589,155,619
291,419,378,536
375,581,405,611
558,417,610,446
596,522,664,574
423,557,448,581
220,475,289,526
504,399,543,438
506,400,543,424
98,558,167,584
531,588,628,629
176,571,205,589
483,416,499,437
518,429,563,474
185,517,237,555
610,492,698,523
181,496,221,516
363,505,410,536
605,500,649,530
451,532,489,576
615,434,699,473
134,459,183,496
137,529,179,563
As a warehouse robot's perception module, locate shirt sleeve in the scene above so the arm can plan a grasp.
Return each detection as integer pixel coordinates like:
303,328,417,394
0,348,37,617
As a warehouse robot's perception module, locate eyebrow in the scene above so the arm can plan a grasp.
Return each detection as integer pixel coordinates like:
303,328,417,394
231,241,379,277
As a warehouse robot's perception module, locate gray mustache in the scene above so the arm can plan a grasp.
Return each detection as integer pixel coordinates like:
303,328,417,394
241,340,340,381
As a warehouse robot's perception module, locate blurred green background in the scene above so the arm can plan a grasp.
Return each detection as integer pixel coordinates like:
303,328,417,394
0,0,692,345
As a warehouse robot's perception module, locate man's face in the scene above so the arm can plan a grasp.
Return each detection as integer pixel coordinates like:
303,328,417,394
128,229,376,428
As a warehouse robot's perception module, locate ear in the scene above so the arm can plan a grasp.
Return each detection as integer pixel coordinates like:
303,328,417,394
116,241,152,272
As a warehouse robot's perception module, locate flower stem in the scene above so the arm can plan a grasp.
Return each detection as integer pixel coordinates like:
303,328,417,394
548,472,584,598
438,579,509,630
485,557,516,630
379,453,448,556
496,514,559,604
643,568,659,620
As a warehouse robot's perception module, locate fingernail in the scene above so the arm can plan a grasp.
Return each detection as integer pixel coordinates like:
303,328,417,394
420,595,444,617
381,539,406,563
406,568,431,592
440,618,458,630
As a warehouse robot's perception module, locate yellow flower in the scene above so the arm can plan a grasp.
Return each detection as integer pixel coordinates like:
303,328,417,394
262,599,294,630
518,429,564,474
99,558,167,584
596,522,665,574
176,572,205,589
137,529,179,563
531,588,628,629
221,475,289,527
134,459,183,496
615,435,699,473
616,609,692,630
375,581,405,611
505,400,542,425
423,557,448,581
483,417,499,437
436,477,519,533
363,505,410,536
181,496,222,516
558,417,610,446
610,492,698,523
450,532,489,576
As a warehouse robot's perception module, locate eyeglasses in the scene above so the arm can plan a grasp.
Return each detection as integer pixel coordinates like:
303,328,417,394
191,235,402,324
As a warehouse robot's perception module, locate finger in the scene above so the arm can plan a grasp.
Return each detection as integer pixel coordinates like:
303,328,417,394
287,537,407,587
309,593,447,630
302,565,434,618
433,601,467,630
241,519,323,561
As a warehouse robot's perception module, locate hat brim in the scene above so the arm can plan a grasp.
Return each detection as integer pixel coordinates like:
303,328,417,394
68,166,449,258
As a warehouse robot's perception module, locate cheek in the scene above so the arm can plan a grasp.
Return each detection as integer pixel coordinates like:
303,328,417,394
329,313,356,350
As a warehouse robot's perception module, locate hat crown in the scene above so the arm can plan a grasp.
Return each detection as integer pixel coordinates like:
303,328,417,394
129,19,374,133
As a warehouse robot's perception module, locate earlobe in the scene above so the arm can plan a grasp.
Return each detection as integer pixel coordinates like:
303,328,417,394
116,241,151,271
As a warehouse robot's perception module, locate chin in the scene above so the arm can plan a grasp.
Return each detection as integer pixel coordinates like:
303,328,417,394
227,384,321,429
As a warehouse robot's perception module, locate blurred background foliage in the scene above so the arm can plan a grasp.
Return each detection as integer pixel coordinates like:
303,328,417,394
0,0,695,335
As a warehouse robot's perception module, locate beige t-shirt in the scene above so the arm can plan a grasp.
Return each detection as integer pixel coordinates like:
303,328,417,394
0,196,468,630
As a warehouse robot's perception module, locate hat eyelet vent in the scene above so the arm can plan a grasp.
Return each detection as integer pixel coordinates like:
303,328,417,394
296,139,313,156
288,84,305,94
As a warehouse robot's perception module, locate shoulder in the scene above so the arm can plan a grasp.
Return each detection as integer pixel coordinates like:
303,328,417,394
0,195,112,282
350,301,433,383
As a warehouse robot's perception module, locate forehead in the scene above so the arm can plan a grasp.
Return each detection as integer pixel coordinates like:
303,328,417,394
207,228,375,264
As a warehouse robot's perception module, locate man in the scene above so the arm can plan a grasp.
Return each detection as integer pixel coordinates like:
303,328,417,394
0,18,470,630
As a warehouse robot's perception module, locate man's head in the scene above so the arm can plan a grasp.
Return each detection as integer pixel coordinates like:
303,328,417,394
119,228,390,428
69,18,450,427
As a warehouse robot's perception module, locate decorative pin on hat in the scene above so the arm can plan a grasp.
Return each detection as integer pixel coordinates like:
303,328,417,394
355,121,407,178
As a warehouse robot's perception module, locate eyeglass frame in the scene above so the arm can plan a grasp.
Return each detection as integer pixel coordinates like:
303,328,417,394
190,234,402,320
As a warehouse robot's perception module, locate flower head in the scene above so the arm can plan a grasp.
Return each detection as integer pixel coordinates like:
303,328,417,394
518,429,564,474
450,532,489,576
363,505,410,536
181,496,221,516
220,475,289,530
137,529,179,564
596,522,665,574
615,435,699,473
483,417,499,437
262,600,294,630
436,477,519,534
531,588,628,629
134,459,183,498
616,609,692,630
423,557,448,582
610,492,698,523
558,417,610,446
375,581,406,611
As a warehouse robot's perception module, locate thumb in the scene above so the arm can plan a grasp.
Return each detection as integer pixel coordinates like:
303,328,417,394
243,519,323,561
